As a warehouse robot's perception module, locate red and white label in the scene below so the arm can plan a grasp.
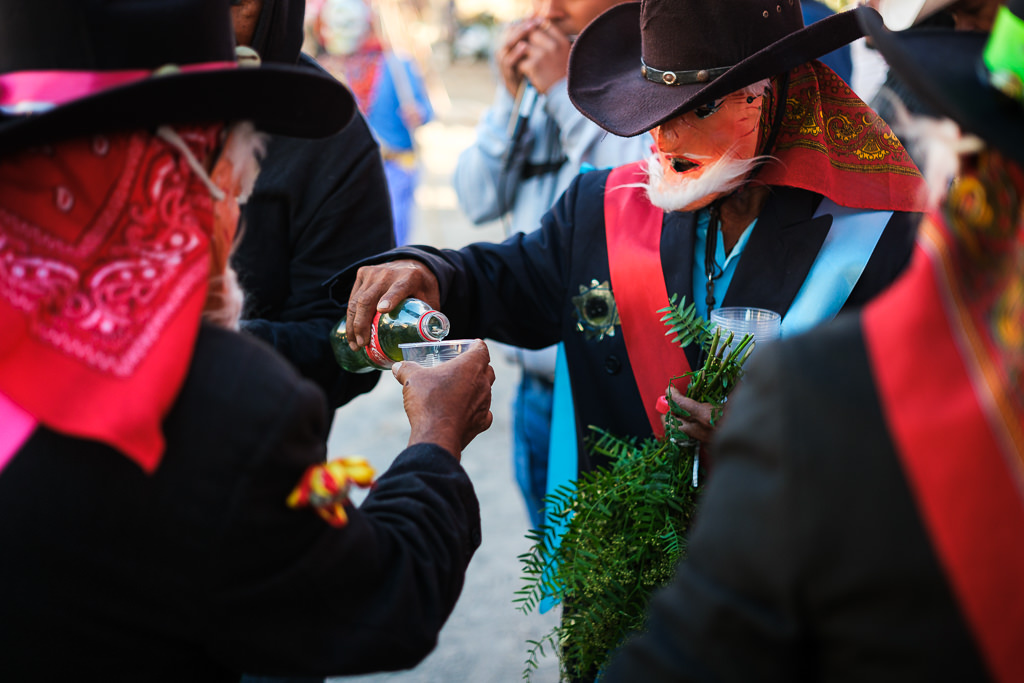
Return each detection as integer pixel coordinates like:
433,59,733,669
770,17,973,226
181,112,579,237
365,311,392,368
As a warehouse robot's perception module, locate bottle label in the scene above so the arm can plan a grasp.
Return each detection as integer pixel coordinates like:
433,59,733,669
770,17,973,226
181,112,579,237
366,311,393,368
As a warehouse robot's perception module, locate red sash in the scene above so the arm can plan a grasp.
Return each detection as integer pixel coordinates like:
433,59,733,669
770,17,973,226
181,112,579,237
863,218,1024,681
604,162,692,437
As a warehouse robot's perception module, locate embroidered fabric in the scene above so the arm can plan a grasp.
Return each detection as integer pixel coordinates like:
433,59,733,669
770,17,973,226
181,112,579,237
0,126,227,472
757,61,927,212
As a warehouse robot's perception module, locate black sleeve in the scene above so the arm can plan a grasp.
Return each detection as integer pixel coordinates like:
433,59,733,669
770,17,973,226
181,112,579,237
203,374,481,677
324,170,609,349
234,79,396,408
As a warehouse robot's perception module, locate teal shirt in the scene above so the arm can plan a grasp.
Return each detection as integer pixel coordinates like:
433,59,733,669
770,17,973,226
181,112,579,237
692,208,757,321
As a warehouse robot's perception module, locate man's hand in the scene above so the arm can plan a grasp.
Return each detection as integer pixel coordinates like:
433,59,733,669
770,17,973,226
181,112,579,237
662,384,718,444
346,260,441,350
496,18,540,96
399,102,424,131
393,340,496,459
517,21,572,95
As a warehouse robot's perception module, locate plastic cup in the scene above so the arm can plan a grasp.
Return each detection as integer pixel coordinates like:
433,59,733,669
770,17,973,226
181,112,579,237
398,339,474,367
709,307,781,353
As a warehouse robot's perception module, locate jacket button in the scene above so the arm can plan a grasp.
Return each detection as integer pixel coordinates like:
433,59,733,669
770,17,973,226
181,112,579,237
604,355,621,375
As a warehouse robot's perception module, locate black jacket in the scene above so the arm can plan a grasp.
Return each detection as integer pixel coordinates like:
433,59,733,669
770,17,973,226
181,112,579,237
0,325,480,681
601,314,988,682
233,55,396,409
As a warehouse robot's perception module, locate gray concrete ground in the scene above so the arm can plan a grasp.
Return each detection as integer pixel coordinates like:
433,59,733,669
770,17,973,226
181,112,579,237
327,59,562,682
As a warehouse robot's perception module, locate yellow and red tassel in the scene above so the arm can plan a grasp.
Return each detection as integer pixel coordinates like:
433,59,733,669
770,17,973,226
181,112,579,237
287,456,376,527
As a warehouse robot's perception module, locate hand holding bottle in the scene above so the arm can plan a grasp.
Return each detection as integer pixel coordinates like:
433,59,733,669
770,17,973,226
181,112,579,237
347,260,441,351
331,298,450,373
393,340,495,460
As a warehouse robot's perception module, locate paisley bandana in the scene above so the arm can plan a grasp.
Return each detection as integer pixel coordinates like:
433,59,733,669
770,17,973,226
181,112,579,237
0,126,226,472
758,61,927,212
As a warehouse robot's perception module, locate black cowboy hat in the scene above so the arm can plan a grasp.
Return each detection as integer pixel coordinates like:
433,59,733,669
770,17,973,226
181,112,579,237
859,1,1024,168
568,0,872,137
0,0,355,156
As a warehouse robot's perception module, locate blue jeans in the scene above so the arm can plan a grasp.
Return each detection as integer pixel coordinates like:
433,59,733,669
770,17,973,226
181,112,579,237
513,371,553,530
383,159,417,247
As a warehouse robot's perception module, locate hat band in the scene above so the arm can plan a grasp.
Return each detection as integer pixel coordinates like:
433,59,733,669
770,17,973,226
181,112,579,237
0,61,238,115
641,60,730,86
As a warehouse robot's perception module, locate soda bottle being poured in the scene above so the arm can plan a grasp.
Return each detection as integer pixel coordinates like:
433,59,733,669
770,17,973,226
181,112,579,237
330,298,450,373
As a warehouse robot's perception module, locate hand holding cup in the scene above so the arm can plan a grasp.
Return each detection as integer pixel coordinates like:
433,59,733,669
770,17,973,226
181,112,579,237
392,340,495,460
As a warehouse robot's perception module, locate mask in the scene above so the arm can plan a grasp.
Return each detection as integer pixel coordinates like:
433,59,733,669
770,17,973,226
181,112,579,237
319,0,371,56
649,89,765,211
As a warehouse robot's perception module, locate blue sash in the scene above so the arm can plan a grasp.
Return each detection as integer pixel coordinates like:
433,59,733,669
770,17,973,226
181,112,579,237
540,343,576,613
781,198,893,336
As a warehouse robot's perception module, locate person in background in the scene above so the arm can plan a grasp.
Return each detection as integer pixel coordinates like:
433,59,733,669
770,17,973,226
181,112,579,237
314,0,433,247
229,0,396,414
0,1,494,680
452,0,650,529
601,3,1024,678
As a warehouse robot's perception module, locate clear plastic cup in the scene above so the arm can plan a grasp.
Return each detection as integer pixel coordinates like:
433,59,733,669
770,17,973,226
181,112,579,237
709,307,781,352
398,339,474,367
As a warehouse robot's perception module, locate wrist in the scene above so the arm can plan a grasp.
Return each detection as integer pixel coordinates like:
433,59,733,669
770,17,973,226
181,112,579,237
409,427,462,461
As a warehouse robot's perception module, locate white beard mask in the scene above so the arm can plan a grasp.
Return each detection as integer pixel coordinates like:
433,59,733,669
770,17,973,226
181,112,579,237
640,151,769,213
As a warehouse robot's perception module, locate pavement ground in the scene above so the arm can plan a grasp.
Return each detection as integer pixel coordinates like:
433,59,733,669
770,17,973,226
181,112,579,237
327,57,562,683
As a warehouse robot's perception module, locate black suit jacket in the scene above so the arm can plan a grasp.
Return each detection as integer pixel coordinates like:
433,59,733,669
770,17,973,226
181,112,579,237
330,169,918,471
601,314,988,682
0,324,480,682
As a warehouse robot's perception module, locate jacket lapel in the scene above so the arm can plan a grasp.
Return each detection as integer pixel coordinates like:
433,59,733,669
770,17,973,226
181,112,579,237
660,210,699,369
724,186,831,317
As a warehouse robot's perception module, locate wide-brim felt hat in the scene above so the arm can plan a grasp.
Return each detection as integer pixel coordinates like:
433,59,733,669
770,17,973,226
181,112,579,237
859,6,1024,169
568,0,871,138
0,0,355,156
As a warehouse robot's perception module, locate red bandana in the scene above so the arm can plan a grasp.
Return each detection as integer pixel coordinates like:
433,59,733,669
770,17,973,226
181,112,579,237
864,149,1024,681
758,61,927,213
0,127,223,472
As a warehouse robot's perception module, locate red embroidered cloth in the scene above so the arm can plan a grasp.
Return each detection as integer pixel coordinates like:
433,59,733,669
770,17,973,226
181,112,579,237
759,61,927,212
0,128,222,472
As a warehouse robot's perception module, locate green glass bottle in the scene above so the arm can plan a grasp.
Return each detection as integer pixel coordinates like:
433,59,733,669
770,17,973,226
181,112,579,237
330,298,450,373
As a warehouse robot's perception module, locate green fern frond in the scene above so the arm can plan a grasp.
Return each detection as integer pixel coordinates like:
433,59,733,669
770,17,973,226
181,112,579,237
517,293,756,680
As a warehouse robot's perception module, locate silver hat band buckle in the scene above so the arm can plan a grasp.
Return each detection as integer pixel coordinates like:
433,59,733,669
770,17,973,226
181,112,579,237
641,60,730,86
